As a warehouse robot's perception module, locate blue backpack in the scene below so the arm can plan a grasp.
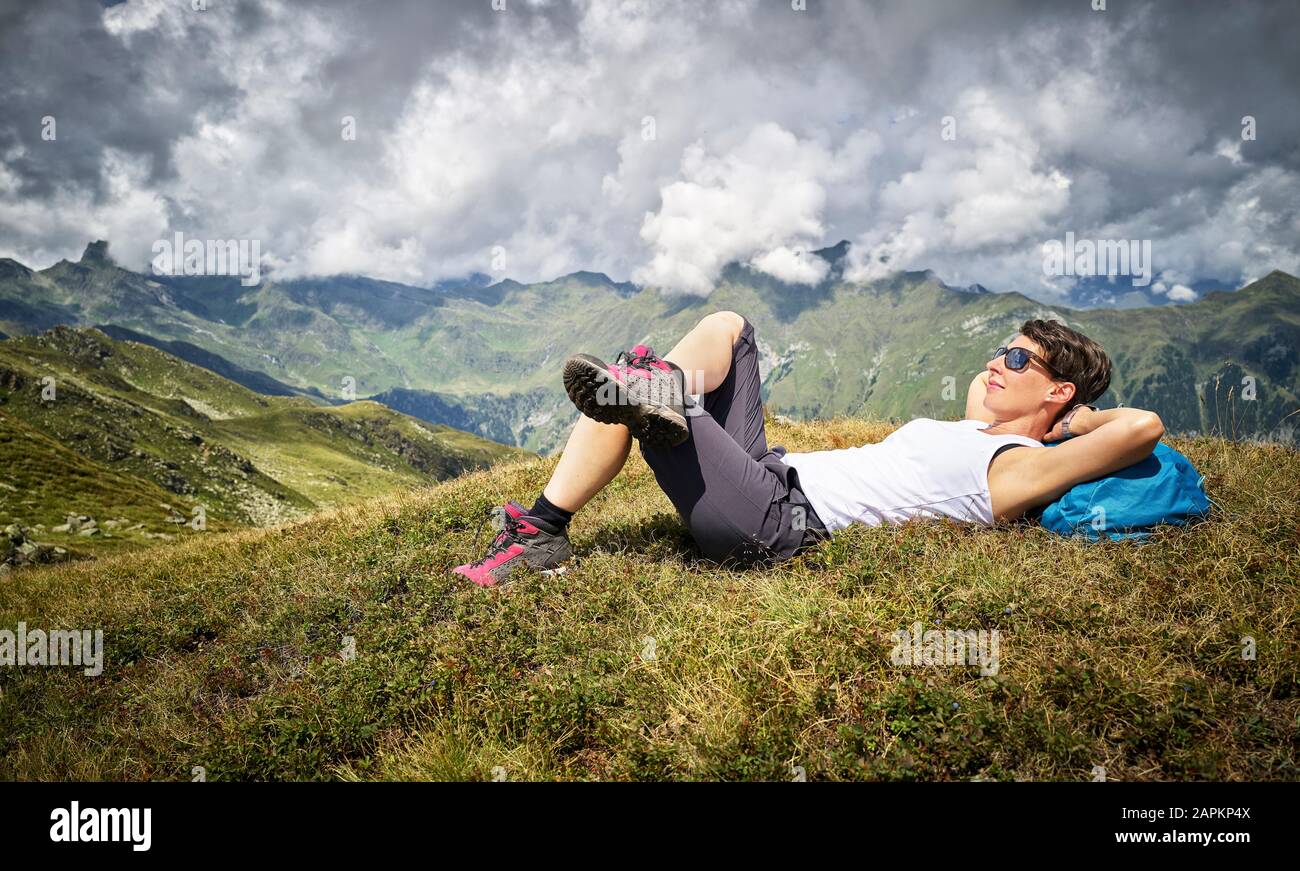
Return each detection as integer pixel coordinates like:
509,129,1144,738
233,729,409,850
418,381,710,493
1032,441,1212,541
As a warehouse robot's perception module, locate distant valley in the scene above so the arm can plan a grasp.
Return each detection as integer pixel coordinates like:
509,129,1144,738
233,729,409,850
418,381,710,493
0,325,527,565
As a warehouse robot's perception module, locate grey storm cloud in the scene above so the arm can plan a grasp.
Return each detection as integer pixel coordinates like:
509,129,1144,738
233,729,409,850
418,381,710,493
0,0,1296,302
0,0,238,197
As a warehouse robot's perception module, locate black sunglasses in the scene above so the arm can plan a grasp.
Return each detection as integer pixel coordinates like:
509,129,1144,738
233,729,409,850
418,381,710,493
994,345,1060,378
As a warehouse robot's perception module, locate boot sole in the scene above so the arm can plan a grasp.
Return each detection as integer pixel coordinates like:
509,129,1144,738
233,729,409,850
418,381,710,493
466,561,569,588
563,354,689,448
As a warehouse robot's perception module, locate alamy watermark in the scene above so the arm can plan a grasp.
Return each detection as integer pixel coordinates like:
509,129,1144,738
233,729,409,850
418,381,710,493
890,621,1000,676
0,621,103,676
595,366,703,412
1042,231,1152,287
151,232,262,287
50,801,150,851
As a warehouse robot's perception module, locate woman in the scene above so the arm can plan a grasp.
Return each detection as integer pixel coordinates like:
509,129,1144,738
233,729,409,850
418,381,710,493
452,311,1165,587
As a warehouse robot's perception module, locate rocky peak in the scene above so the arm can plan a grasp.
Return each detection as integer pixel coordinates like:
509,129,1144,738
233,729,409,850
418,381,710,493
0,258,34,281
80,240,112,265
36,326,114,364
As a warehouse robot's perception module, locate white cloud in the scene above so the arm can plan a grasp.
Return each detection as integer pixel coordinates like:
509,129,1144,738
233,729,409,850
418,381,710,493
747,245,830,285
102,0,171,41
844,88,1071,285
632,122,872,294
0,150,168,268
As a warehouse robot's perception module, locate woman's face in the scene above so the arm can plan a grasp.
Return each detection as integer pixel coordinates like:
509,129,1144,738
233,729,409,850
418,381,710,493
982,336,1067,419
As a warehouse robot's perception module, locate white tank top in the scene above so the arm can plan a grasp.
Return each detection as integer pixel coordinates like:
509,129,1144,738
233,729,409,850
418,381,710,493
780,418,1042,533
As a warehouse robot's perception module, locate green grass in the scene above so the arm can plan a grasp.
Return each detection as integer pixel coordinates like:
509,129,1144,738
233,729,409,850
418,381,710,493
0,328,528,542
0,412,235,556
0,414,1296,781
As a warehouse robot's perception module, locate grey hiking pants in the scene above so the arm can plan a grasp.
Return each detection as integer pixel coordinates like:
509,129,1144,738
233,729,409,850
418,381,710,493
639,316,830,568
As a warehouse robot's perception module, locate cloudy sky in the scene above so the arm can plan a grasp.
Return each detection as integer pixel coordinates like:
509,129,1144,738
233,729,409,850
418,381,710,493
0,0,1297,304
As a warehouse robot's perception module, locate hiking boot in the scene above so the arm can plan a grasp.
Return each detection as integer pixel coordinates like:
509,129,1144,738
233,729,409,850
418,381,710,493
451,500,573,588
562,343,690,448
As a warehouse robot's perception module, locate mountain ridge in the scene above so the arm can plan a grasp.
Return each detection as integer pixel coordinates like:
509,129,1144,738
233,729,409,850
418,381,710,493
1,241,1295,453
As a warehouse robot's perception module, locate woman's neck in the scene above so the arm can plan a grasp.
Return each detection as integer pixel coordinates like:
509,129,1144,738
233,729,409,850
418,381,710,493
978,414,1049,441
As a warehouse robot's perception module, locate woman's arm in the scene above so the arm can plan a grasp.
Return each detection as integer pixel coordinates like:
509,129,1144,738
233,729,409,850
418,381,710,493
990,407,1165,521
965,371,996,423
1041,406,1158,443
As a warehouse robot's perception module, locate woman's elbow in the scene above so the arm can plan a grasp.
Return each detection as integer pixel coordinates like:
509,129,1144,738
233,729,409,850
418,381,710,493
1136,411,1165,443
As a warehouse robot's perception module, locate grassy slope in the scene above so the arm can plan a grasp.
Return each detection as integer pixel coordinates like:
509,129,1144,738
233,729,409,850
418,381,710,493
0,329,529,550
211,401,527,511
0,415,1295,781
0,412,224,556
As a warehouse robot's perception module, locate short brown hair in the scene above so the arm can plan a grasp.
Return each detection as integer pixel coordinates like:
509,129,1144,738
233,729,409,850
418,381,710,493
1018,318,1112,422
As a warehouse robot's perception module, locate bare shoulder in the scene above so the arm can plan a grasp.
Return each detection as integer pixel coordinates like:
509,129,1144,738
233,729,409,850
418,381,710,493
986,444,1048,523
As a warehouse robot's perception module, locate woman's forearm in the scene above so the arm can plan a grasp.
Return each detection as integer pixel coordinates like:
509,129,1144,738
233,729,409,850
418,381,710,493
1067,406,1164,439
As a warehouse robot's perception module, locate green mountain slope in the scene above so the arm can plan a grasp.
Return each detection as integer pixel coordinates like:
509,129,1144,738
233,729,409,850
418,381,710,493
2,241,1296,453
0,327,529,554
0,411,196,557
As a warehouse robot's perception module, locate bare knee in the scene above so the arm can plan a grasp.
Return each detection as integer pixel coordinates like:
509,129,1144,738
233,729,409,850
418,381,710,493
703,310,745,344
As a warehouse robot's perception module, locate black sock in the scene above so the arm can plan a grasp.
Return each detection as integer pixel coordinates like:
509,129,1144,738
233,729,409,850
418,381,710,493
529,492,574,533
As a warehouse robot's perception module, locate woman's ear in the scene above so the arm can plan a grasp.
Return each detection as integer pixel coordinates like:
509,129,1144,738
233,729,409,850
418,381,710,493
1047,380,1077,407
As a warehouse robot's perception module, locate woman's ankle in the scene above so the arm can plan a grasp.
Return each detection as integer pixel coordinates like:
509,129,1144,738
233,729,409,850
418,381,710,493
529,492,575,532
